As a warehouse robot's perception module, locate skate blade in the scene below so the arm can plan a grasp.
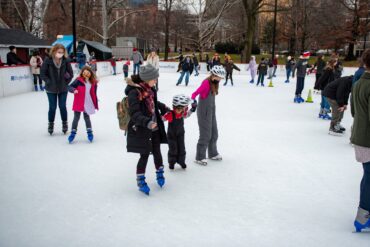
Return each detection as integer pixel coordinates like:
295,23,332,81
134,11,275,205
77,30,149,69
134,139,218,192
328,131,343,137
194,160,207,166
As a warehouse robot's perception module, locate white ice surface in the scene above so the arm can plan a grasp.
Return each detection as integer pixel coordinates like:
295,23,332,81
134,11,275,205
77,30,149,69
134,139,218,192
1,68,370,247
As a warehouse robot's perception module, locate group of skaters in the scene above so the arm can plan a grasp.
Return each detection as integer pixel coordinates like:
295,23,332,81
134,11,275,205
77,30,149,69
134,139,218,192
6,42,370,233
125,63,225,195
176,52,240,86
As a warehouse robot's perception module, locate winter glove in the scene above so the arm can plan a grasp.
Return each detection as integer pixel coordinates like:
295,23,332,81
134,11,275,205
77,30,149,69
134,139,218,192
163,112,173,123
191,100,197,112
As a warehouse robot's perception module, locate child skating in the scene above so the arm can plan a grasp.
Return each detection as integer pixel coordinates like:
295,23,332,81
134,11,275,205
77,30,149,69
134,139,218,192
162,94,196,170
256,58,268,86
68,66,99,143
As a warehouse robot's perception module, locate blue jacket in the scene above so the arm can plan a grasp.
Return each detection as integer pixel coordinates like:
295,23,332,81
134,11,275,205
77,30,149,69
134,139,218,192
353,67,365,84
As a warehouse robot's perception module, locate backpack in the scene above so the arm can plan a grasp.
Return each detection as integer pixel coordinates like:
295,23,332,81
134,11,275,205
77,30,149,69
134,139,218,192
117,97,130,132
116,89,142,133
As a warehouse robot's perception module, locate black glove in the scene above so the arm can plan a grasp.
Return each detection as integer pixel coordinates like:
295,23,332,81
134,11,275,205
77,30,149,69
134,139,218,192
191,99,197,112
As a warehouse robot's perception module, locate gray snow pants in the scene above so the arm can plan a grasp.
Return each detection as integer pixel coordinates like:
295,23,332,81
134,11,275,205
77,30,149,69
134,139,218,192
196,92,219,160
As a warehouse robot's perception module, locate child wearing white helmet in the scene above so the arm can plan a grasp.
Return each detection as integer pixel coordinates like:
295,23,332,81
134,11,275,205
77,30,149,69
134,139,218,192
191,65,225,165
162,94,196,169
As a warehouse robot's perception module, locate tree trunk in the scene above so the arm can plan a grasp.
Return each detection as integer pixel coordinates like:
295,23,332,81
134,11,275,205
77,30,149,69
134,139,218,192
243,13,256,63
102,0,108,46
164,14,170,61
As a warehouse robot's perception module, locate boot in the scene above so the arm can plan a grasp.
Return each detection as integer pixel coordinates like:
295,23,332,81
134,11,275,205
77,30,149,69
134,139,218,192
48,122,54,135
137,175,150,195
354,207,370,232
87,128,94,142
179,163,187,169
40,85,44,91
156,167,165,188
34,85,38,91
68,129,77,143
62,121,68,134
169,163,175,170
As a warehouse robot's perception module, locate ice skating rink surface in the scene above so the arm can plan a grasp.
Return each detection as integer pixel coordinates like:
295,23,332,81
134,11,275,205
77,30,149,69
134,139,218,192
1,68,369,246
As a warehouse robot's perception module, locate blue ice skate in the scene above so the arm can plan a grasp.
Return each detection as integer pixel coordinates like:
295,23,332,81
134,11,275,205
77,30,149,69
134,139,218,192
298,97,305,103
156,167,165,188
68,129,77,143
354,207,370,232
249,79,254,83
322,113,332,120
294,96,299,103
137,175,150,195
87,129,94,142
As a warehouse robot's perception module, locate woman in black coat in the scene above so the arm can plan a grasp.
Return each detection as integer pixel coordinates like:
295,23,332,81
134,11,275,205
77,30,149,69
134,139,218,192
40,44,73,135
125,64,169,195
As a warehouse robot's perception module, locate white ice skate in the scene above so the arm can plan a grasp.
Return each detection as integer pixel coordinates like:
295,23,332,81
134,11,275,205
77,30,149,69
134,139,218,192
195,159,208,166
210,154,223,161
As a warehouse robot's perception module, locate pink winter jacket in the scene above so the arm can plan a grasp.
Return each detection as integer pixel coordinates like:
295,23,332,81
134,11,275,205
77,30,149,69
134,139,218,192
191,79,211,100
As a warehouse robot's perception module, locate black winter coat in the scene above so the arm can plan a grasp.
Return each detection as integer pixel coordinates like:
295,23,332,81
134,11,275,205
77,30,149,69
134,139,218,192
315,68,335,90
6,52,25,65
180,60,194,74
40,57,73,93
322,76,353,107
125,76,168,154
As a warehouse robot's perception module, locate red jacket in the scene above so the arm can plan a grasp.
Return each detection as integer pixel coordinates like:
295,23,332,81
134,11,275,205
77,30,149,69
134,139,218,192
69,77,99,112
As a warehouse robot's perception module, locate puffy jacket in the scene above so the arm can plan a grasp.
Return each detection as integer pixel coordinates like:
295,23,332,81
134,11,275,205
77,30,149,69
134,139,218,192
30,56,43,74
314,59,326,75
69,77,99,112
224,62,240,73
125,75,168,154
40,57,73,93
257,61,268,75
322,76,353,107
131,51,144,65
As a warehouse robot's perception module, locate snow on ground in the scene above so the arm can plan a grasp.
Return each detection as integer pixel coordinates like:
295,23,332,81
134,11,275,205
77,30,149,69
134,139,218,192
0,67,369,247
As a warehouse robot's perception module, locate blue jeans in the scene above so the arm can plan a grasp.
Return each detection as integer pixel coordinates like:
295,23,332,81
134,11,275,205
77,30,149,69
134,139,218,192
47,92,68,123
257,73,265,86
177,71,190,85
112,66,116,75
295,77,305,96
133,63,140,75
320,96,330,112
286,69,291,81
360,162,370,211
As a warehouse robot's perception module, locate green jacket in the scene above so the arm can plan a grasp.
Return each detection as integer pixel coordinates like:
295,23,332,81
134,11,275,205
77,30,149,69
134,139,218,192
351,72,370,147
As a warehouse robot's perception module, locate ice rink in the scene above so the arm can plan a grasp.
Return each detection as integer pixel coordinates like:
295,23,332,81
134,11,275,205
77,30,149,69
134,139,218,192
1,67,369,246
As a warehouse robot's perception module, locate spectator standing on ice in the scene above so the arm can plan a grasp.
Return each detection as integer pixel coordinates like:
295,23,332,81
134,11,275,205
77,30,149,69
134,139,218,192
125,64,169,195
191,65,225,166
350,49,370,233
30,50,44,91
247,56,257,83
40,44,73,135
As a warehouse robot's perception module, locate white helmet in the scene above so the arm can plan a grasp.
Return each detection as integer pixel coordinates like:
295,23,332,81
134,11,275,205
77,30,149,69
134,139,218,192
210,65,226,79
173,94,191,107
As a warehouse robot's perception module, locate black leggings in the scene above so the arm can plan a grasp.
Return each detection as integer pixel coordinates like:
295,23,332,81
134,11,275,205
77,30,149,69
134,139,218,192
71,112,92,131
33,74,42,86
137,130,163,175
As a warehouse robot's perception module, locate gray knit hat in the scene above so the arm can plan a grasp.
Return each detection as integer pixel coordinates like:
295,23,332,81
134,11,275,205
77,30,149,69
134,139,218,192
139,64,159,81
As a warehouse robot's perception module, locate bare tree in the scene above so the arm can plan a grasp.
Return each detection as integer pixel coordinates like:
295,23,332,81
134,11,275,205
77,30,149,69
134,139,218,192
79,0,151,45
179,0,238,58
159,0,177,60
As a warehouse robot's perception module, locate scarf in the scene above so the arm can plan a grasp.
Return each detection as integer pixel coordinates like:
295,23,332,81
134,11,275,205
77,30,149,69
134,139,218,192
139,83,155,116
